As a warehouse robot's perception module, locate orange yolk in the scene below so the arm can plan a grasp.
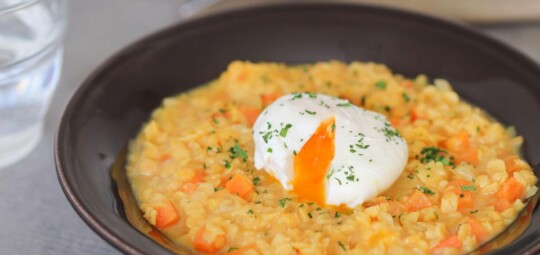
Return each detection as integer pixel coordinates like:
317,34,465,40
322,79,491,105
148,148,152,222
292,117,335,206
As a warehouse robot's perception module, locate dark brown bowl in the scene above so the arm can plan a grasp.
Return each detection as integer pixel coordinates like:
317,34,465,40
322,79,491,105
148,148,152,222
55,3,540,254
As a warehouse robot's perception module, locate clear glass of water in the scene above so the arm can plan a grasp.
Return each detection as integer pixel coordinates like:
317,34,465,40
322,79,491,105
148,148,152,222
0,0,66,168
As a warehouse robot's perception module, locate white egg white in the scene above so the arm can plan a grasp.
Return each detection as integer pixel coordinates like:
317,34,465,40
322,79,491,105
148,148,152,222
253,92,408,207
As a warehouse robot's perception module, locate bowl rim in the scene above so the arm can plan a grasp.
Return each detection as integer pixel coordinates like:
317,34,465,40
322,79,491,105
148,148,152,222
55,2,540,254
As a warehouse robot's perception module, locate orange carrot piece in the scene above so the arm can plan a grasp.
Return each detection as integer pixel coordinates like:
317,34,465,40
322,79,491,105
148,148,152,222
410,107,423,122
180,182,198,193
155,200,179,228
148,229,169,245
458,191,473,210
448,180,474,210
496,177,524,203
225,174,254,199
190,168,206,183
504,156,522,174
261,93,280,108
390,117,401,127
240,107,261,127
181,169,206,193
158,153,171,163
494,200,511,212
468,219,488,243
444,131,479,165
194,227,227,253
431,235,462,254
449,179,470,187
404,190,433,212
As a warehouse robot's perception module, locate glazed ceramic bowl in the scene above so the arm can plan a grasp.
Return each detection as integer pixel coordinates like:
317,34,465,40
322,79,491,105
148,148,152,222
55,3,540,254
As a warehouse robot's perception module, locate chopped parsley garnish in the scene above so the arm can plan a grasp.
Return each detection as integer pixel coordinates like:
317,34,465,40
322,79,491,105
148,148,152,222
290,93,303,100
334,212,341,218
253,176,261,185
279,123,293,137
360,96,366,106
338,241,347,251
470,210,478,214
326,169,335,179
307,212,313,218
407,173,414,179
336,102,352,107
278,198,292,208
383,105,391,113
461,185,477,191
376,123,402,143
434,211,439,220
262,131,272,143
305,109,316,115
229,144,248,162
375,80,387,90
247,209,254,214
227,247,238,252
417,186,435,195
402,93,410,102
306,92,317,98
214,187,223,192
334,177,342,185
224,160,231,169
212,115,219,124
419,147,455,166
346,175,356,182
267,148,273,153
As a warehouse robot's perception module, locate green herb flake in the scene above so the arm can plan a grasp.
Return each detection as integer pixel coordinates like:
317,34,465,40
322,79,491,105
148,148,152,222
305,109,316,115
375,80,387,90
461,185,477,191
338,241,347,251
307,212,313,218
279,123,293,137
334,212,341,218
419,147,455,166
337,102,352,107
434,211,439,220
214,187,223,192
418,186,435,195
262,131,272,143
229,144,248,162
227,247,238,252
224,160,231,169
212,115,219,124
279,198,292,208
402,93,410,102
267,148,273,153
470,210,479,214
253,177,261,186
247,209,254,214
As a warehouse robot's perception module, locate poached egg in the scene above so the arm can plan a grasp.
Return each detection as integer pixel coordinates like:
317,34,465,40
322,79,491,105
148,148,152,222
253,93,408,208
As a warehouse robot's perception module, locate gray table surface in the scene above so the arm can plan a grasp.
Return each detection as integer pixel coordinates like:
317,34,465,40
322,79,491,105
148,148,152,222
0,1,539,254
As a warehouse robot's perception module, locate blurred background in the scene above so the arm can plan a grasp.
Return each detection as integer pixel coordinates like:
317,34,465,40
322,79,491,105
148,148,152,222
0,0,539,254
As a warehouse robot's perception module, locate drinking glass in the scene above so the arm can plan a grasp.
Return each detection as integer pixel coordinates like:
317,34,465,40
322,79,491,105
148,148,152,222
0,0,66,168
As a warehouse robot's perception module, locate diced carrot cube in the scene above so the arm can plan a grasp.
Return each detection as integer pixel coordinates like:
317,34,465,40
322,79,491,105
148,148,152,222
194,227,227,253
225,174,254,199
155,200,179,228
496,177,524,203
431,235,462,254
240,107,261,127
468,219,488,243
404,190,433,212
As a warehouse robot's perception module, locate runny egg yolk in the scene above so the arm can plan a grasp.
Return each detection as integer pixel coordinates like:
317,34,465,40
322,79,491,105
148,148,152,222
292,117,335,206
